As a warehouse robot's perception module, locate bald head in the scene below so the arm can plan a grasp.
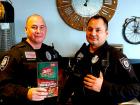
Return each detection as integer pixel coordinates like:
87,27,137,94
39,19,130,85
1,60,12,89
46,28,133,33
26,14,46,27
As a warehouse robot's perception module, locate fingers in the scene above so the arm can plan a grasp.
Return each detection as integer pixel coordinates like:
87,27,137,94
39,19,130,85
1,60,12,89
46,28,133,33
32,95,47,101
83,72,103,92
35,87,47,92
84,71,103,80
27,87,48,101
83,75,96,88
99,71,103,79
84,74,96,80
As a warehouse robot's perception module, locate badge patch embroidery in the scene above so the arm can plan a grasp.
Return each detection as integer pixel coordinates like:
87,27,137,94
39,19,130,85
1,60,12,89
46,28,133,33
0,56,10,71
46,51,52,60
120,57,131,71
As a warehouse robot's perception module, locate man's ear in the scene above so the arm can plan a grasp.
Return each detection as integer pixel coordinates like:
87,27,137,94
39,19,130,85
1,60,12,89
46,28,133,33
25,27,28,34
25,27,27,31
106,30,109,37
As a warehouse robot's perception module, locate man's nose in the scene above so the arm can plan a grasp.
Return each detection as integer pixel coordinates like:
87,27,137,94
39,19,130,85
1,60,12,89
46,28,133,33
91,30,96,36
36,28,41,33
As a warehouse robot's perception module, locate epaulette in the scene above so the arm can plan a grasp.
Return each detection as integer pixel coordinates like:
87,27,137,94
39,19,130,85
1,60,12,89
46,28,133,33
107,45,125,58
11,42,26,49
42,43,54,50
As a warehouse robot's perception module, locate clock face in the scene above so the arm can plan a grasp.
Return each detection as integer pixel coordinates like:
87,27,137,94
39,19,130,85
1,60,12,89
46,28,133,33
56,0,118,31
72,0,103,17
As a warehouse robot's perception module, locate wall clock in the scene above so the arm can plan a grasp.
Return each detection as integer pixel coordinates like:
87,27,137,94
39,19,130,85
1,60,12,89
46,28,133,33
56,0,118,31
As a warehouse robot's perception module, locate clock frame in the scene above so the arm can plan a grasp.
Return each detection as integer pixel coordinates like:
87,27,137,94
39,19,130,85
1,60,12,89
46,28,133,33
56,0,118,31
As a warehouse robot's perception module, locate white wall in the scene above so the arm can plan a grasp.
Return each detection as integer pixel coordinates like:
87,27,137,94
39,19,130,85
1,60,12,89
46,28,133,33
108,0,140,59
11,0,140,58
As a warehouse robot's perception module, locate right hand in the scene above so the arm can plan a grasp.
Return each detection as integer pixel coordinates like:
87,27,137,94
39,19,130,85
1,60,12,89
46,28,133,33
27,87,48,101
83,71,103,92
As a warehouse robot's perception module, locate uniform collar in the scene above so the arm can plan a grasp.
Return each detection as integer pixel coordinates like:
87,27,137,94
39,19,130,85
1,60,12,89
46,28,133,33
88,41,109,55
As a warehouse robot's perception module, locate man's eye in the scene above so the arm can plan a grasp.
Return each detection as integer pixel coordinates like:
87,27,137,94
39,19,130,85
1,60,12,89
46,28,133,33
96,29,100,32
40,26,45,30
87,27,93,32
31,26,37,29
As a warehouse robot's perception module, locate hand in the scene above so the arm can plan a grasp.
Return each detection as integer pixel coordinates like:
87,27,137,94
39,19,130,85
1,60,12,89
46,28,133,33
83,71,103,92
27,87,48,101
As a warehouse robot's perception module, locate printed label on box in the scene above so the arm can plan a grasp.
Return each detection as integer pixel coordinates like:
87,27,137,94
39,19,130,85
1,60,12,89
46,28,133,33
37,62,58,98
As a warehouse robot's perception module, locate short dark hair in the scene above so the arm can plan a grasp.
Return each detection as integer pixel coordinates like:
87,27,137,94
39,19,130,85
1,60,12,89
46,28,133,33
87,15,108,30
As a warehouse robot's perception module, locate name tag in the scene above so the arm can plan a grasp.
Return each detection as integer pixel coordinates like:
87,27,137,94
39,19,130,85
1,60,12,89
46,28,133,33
25,51,36,59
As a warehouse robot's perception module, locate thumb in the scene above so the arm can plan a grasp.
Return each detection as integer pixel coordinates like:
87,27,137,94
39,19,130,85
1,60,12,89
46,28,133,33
99,71,103,79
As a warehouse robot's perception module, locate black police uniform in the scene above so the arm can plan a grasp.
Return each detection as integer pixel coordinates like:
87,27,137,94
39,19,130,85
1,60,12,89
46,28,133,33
0,38,62,105
59,42,140,105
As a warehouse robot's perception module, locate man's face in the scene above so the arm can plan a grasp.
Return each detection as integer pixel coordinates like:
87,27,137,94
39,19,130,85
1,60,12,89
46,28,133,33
25,16,47,45
86,18,108,48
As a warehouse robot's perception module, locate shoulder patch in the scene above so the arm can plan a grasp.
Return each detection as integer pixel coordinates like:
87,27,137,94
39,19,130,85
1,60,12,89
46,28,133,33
77,52,84,60
46,51,52,60
119,57,131,71
0,56,10,71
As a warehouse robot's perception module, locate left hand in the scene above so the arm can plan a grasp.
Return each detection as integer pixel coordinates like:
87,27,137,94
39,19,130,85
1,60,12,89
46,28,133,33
83,71,103,92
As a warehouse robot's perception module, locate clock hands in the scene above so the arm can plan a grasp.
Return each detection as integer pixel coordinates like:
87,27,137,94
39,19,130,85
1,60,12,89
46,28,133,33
84,0,88,7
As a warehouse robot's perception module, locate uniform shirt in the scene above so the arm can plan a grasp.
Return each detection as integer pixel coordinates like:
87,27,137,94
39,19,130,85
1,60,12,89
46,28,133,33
0,38,62,105
59,42,140,105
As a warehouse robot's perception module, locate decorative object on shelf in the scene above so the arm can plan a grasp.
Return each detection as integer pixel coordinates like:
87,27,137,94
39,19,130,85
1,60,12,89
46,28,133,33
0,0,15,52
56,0,118,31
122,16,140,44
0,2,5,20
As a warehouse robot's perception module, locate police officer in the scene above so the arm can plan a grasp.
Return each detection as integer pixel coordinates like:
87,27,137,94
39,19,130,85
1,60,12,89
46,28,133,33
58,15,140,105
0,14,63,105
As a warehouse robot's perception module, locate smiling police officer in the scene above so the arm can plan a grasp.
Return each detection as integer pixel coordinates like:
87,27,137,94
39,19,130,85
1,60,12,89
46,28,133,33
58,15,140,105
0,14,62,105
